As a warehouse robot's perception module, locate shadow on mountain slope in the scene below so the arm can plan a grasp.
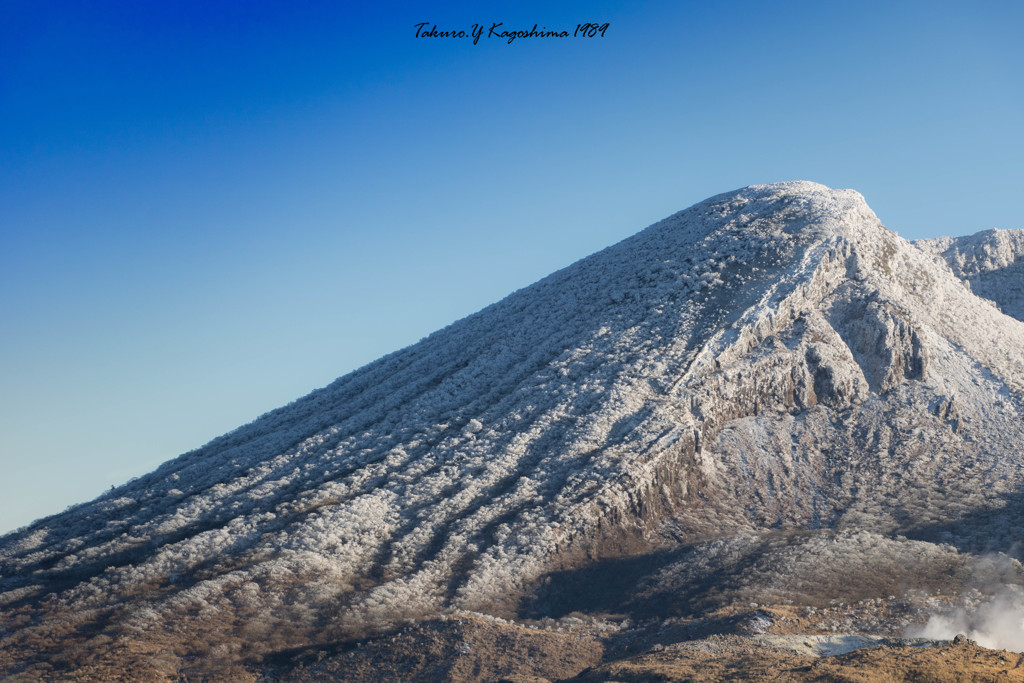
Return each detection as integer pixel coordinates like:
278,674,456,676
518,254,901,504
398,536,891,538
903,487,1024,561
519,527,1019,624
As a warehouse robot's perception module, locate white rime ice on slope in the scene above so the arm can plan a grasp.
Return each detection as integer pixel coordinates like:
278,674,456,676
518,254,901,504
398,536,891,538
3,181,1024,636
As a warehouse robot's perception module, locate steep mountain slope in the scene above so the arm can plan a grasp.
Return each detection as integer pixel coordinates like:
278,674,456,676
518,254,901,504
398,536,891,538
3,181,1024,680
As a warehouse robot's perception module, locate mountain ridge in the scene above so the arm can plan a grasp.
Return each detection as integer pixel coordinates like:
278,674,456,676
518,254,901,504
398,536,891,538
917,227,1024,321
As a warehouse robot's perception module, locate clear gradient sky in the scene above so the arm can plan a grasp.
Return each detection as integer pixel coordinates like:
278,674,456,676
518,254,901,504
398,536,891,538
2,0,1022,533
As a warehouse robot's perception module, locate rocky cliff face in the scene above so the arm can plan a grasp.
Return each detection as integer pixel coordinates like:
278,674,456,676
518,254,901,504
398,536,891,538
3,182,1024,680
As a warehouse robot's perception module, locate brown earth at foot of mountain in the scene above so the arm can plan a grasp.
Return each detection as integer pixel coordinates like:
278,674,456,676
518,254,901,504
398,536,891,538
570,635,1024,682
261,614,604,682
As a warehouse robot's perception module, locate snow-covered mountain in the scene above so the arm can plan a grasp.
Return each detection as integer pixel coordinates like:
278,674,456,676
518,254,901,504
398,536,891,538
3,181,1024,680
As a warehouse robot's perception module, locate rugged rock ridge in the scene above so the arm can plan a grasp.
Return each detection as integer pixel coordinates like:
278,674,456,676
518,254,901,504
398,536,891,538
2,182,1024,679
917,228,1024,322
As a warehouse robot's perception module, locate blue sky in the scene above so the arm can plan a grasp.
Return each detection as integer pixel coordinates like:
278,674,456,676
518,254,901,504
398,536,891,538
1,0,1022,533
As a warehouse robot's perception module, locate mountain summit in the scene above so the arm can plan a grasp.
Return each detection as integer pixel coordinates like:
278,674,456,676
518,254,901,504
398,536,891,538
4,182,1024,680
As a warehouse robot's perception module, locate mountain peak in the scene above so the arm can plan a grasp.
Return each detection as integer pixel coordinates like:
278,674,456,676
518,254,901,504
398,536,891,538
693,181,882,243
712,179,865,206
